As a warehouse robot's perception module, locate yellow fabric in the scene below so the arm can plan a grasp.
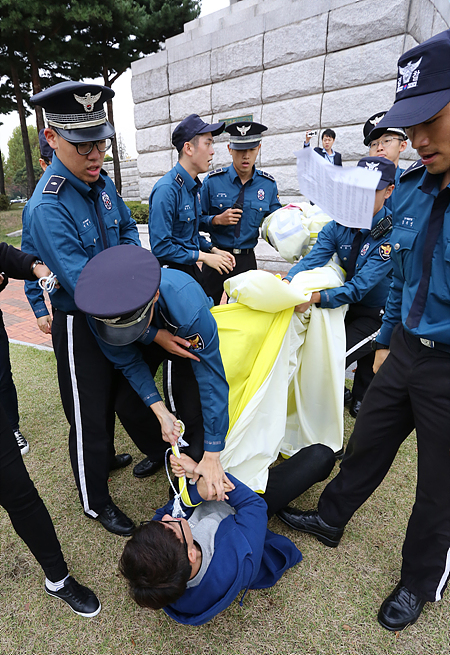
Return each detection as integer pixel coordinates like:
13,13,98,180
211,302,293,432
210,269,346,491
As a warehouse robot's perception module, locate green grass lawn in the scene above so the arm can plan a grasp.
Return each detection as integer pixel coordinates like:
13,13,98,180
0,206,25,247
1,346,448,655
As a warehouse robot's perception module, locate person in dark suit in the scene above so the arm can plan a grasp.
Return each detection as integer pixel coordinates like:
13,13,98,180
304,129,342,166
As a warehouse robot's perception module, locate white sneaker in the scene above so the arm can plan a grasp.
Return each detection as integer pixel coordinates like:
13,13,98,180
14,429,29,455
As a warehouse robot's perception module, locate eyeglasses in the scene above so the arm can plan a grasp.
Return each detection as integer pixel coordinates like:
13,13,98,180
141,519,189,556
369,136,403,150
70,139,112,155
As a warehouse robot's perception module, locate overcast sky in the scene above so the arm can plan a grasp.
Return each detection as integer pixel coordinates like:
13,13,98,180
0,0,230,158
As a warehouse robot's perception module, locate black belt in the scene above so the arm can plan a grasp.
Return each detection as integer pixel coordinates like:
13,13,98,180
220,247,253,255
408,332,450,355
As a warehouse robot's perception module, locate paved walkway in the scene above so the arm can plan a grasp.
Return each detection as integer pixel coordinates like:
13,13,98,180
1,278,53,349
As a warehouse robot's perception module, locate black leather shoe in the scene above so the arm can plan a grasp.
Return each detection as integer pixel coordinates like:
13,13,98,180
133,457,164,478
334,447,344,460
378,582,426,631
349,398,362,418
344,387,352,406
276,508,344,547
45,576,101,617
86,500,135,536
109,453,132,471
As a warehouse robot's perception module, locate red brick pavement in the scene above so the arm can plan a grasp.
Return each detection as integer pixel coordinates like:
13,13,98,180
1,278,53,348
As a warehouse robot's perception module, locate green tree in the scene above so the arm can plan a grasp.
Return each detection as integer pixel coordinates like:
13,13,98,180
4,125,40,199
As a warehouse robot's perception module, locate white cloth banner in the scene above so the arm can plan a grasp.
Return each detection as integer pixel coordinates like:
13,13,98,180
294,146,381,229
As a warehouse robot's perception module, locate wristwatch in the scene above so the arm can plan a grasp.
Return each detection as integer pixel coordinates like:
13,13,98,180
31,259,44,272
371,340,389,351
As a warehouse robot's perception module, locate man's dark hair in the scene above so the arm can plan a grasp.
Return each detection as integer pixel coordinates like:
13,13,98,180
322,129,336,140
119,521,191,609
178,133,201,160
40,155,51,166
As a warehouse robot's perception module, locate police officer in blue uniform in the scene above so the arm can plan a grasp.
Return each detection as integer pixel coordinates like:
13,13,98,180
200,121,282,304
24,81,156,536
363,112,408,211
277,29,450,631
75,245,231,501
284,156,396,417
149,114,235,286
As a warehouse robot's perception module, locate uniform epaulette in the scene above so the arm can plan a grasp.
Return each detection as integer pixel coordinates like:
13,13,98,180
174,173,184,188
43,175,66,194
209,168,225,177
399,159,425,182
257,169,275,182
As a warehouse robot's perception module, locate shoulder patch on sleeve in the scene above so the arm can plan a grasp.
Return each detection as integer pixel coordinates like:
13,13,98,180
43,175,66,194
174,173,184,188
400,159,425,182
185,333,205,351
379,243,391,261
209,168,225,177
257,169,275,182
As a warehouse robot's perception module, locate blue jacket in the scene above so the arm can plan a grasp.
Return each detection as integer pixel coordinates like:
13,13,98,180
285,206,393,308
154,475,302,626
149,162,212,265
378,162,450,346
87,268,229,452
23,154,140,313
200,165,281,250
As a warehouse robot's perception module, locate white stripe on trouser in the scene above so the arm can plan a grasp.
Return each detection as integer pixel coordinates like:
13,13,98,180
166,360,176,413
345,329,380,359
67,315,97,518
435,547,450,601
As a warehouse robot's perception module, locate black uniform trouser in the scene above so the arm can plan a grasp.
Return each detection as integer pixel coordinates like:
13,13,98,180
202,250,257,305
0,402,68,582
52,309,157,516
262,444,335,518
345,304,383,401
0,310,19,431
159,260,204,287
318,323,450,602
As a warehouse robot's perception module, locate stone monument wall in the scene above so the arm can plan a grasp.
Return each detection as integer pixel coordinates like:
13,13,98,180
102,159,140,202
131,0,449,203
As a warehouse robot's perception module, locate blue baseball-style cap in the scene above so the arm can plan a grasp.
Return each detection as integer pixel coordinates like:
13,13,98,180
38,129,54,160
375,29,450,132
172,114,225,152
357,156,396,190
30,81,115,143
225,121,267,150
74,245,161,346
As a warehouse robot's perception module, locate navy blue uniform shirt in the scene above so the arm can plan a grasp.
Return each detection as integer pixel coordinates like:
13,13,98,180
200,165,281,250
149,162,211,265
285,206,393,309
89,268,229,452
378,163,450,346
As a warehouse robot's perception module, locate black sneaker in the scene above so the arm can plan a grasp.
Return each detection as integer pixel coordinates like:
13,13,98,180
14,429,29,455
45,576,101,617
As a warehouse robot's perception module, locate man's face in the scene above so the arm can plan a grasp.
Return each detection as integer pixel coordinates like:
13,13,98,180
405,102,450,176
161,514,194,551
322,135,335,152
373,184,394,215
228,144,261,177
44,128,105,184
368,132,407,165
189,133,215,174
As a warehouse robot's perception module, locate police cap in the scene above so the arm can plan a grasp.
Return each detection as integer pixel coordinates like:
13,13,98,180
75,245,161,346
225,121,267,150
30,81,115,143
172,114,225,152
357,156,396,190
375,29,450,132
38,129,54,161
363,112,407,146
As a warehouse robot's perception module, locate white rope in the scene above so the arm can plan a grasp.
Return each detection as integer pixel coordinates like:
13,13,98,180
163,420,188,518
38,273,58,293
